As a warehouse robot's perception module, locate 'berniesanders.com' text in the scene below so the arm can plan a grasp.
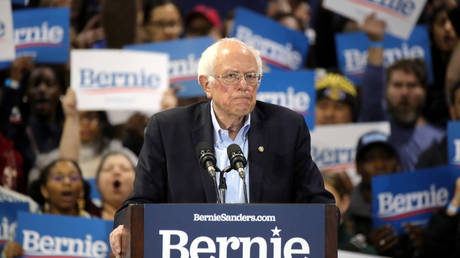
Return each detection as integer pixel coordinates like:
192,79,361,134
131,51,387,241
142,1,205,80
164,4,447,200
193,213,276,222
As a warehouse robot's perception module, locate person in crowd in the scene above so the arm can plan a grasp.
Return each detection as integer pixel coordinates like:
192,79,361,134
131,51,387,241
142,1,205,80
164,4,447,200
423,3,459,127
144,0,183,42
2,158,95,258
29,89,136,182
222,9,235,37
315,72,357,125
109,38,335,257
322,171,375,253
345,131,423,257
266,0,292,18
95,152,136,220
421,177,460,258
359,14,445,171
272,11,304,32
417,81,460,168
1,61,66,183
184,4,223,40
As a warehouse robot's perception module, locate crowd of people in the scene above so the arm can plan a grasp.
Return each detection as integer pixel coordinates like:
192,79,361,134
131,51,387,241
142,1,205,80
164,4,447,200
1,0,460,257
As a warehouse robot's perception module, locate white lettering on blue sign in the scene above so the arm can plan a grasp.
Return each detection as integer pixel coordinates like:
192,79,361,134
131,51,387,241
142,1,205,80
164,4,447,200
170,54,198,78
14,22,64,45
22,230,108,257
159,229,309,258
236,26,302,70
344,43,424,75
79,68,161,89
258,87,310,113
365,0,415,16
377,184,449,218
0,217,17,241
454,139,460,164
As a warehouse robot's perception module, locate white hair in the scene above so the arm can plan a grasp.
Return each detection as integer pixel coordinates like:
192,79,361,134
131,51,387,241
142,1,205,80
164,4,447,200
197,38,263,80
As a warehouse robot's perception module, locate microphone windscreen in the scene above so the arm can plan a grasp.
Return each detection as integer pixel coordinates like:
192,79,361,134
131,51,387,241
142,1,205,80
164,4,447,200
227,144,242,158
196,141,212,159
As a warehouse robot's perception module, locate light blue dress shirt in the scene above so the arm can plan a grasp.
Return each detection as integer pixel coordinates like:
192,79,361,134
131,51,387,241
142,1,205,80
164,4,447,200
210,101,250,203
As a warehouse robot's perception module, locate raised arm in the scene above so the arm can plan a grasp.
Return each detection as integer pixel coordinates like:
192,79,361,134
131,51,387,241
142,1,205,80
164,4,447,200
59,88,80,161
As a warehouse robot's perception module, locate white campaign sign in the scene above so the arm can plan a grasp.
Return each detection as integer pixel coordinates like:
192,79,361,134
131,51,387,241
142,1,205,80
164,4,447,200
311,122,390,185
323,0,426,39
71,49,168,112
0,0,15,61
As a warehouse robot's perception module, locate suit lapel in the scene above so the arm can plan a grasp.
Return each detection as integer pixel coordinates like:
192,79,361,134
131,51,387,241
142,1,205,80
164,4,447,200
248,103,270,203
191,100,217,203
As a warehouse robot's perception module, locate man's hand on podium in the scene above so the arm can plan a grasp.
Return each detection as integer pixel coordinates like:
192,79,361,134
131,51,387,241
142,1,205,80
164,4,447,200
110,225,127,258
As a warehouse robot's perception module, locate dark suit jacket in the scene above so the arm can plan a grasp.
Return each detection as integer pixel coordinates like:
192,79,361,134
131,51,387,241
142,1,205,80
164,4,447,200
115,100,334,224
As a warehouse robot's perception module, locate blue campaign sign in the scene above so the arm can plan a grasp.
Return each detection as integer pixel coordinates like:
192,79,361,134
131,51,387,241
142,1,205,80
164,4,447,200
230,7,309,72
12,0,29,5
15,212,113,257
87,178,102,208
0,7,70,69
372,165,460,234
125,37,214,98
335,25,433,86
144,204,326,258
448,121,460,167
257,70,315,130
0,202,28,252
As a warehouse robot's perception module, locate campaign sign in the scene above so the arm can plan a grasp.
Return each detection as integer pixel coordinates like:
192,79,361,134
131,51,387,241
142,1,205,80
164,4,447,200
15,212,113,257
448,121,460,167
231,7,309,72
323,0,426,40
144,204,328,258
0,0,15,62
87,178,102,208
0,202,28,252
71,49,169,111
335,25,432,86
257,71,315,130
125,37,213,98
13,7,69,63
12,0,29,5
311,122,390,185
372,165,460,234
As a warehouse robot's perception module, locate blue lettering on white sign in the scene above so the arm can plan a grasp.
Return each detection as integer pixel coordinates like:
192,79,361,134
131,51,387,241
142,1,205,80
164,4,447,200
79,68,161,89
365,0,415,16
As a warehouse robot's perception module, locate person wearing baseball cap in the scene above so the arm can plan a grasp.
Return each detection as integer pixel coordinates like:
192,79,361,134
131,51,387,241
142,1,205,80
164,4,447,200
315,73,358,125
345,131,423,257
184,4,222,40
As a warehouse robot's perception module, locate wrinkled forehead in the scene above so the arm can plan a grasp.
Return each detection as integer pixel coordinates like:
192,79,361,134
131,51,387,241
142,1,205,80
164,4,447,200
214,42,257,72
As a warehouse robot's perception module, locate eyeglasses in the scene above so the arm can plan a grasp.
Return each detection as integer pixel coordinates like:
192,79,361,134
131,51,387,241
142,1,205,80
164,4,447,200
211,72,262,86
49,174,82,183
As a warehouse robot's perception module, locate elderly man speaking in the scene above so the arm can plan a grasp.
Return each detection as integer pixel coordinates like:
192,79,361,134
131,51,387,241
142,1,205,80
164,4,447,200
110,38,334,257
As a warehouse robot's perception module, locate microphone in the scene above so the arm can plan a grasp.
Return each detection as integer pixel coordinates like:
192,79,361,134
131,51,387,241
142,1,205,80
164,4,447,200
227,144,247,180
196,142,217,178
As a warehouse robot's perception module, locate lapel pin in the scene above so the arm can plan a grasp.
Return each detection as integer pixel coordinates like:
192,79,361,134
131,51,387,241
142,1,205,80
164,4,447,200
258,146,264,152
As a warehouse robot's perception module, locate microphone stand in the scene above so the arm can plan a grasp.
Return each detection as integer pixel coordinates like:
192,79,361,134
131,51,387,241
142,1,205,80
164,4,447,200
219,166,233,204
211,167,222,204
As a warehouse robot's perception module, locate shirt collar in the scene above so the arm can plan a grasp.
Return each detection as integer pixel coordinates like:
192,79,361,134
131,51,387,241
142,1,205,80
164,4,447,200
210,100,250,144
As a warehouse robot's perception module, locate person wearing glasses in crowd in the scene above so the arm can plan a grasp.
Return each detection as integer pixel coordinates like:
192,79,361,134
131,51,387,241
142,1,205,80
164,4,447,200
2,158,94,258
109,38,335,257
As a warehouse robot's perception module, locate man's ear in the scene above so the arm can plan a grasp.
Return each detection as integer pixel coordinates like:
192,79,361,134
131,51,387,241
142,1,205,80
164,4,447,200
199,75,212,98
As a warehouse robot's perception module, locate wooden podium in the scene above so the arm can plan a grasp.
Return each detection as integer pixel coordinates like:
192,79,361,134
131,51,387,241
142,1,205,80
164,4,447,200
118,203,337,258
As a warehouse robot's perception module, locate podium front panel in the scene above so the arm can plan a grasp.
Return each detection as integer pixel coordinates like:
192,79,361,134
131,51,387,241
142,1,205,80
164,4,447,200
143,204,331,258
